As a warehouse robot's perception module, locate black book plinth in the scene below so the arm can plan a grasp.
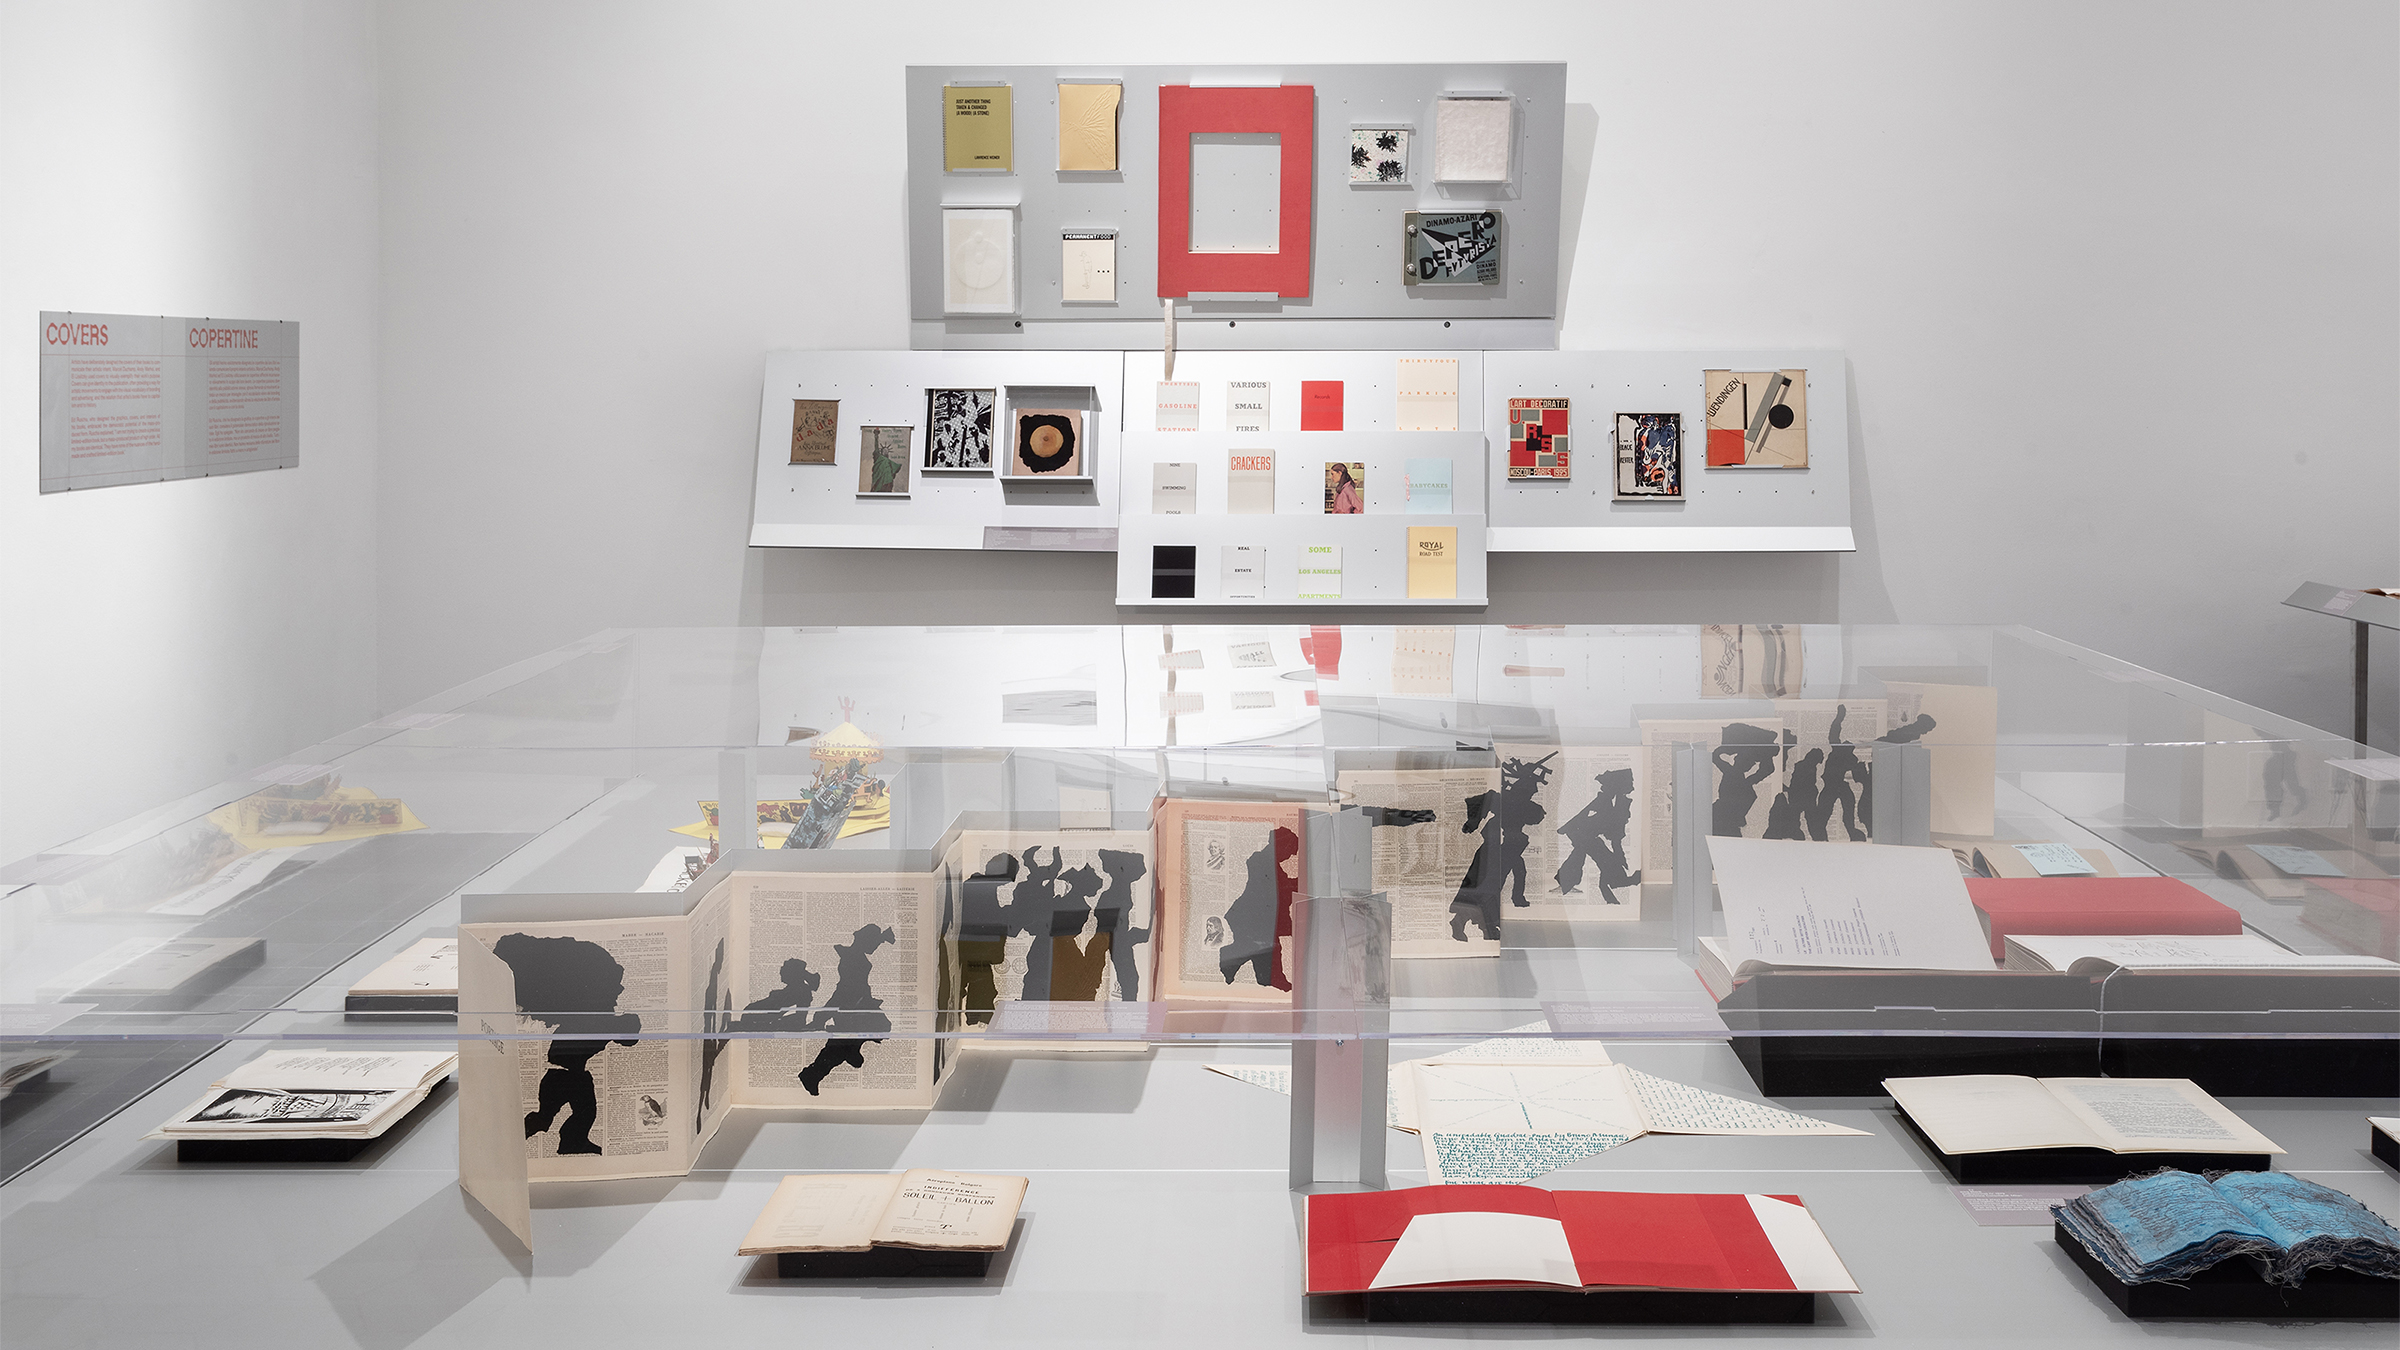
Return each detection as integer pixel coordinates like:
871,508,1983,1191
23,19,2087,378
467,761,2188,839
2054,1222,2398,1319
1719,972,2098,1098
177,1135,377,1163
1342,1289,1815,1324
342,993,457,1022
774,1247,995,1278
1717,970,2397,1098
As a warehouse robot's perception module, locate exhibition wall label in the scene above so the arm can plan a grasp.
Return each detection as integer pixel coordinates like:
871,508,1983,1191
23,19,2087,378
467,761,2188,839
38,312,299,492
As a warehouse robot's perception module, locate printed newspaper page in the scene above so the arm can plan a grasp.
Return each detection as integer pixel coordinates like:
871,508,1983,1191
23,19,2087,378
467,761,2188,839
470,916,686,1182
1337,768,1502,958
688,878,740,1149
870,1169,1029,1250
731,873,938,1108
945,830,1156,1013
1496,743,1644,920
1636,719,1785,882
1153,800,1306,1004
738,1173,900,1254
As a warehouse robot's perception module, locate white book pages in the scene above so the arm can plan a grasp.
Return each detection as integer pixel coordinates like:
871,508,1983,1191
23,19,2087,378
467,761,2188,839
1707,838,1995,973
1625,1069,1868,1136
1746,1196,1860,1292
221,1048,456,1092
870,1169,1028,1250
347,938,459,995
2043,1078,2283,1154
1370,1210,1579,1289
738,1173,897,1254
1884,1074,2101,1153
1411,1062,1644,1183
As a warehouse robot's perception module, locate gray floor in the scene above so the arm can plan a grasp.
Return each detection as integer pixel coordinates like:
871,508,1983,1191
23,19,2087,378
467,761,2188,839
4,913,2394,1348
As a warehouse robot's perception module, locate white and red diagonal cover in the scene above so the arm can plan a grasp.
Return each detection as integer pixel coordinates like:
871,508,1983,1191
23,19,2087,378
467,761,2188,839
1306,1185,1858,1294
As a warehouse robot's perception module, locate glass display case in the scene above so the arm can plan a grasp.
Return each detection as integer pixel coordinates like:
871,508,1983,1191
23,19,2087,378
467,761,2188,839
3,625,2393,1344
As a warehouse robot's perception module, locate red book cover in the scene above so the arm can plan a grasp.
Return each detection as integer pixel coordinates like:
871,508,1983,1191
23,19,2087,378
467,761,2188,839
1965,876,2243,961
1301,381,1344,431
1304,1185,1855,1295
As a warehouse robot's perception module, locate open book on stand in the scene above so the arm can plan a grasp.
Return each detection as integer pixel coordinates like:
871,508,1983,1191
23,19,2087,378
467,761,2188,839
734,1162,1027,1277
1885,1074,2281,1182
345,936,458,1017
1694,839,1999,1000
149,1048,456,1161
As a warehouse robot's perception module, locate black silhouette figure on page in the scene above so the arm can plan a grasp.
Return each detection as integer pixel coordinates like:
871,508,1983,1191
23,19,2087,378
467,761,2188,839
1014,846,1081,1004
1711,723,1781,837
1556,767,1640,901
737,958,822,1030
1493,754,1556,909
494,933,645,1156
694,937,731,1133
797,924,897,1096
1090,849,1152,1001
1815,705,1870,842
1033,861,1107,1002
1451,790,1506,941
958,851,1018,1024
1221,827,1300,990
1769,747,1822,841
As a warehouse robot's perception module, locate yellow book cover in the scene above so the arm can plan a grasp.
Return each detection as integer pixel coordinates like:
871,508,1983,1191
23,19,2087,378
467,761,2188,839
1406,526,1458,599
944,85,1013,172
1057,83,1120,171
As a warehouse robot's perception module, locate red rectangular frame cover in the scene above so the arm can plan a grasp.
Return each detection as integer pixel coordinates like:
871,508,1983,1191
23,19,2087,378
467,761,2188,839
1157,85,1314,299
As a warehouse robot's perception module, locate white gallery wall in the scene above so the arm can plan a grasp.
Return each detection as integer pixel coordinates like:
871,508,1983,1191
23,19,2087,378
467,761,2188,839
373,0,2397,749
0,1,381,862
4,2,2393,860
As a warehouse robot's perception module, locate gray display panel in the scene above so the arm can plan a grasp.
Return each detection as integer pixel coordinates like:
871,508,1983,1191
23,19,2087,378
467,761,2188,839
905,65,1565,351
1481,350,1857,553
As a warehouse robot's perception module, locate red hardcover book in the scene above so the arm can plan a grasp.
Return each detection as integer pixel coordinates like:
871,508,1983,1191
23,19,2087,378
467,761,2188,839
1300,381,1344,431
1305,1185,1857,1294
1965,877,2243,962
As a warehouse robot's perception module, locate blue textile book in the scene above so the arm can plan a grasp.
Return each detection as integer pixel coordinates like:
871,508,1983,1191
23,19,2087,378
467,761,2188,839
2054,1171,2400,1288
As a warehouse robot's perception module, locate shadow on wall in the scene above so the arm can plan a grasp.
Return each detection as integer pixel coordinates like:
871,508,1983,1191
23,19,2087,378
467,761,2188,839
1557,104,1597,313
1839,357,1899,623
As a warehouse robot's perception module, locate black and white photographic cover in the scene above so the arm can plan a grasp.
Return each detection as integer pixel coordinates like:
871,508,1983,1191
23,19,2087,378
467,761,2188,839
1334,767,1505,958
1493,743,1647,920
149,1048,456,1139
923,387,995,472
942,830,1156,1033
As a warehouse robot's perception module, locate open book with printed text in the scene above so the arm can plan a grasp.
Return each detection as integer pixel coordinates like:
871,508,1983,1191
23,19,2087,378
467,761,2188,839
738,1169,1028,1255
